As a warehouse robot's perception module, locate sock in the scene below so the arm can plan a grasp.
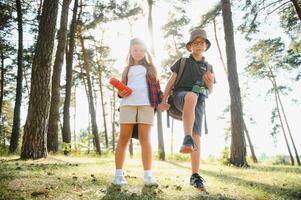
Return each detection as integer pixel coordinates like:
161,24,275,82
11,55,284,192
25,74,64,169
115,169,123,177
144,170,152,179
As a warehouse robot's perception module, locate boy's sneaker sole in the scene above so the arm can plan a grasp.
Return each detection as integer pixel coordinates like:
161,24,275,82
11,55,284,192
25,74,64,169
179,145,194,154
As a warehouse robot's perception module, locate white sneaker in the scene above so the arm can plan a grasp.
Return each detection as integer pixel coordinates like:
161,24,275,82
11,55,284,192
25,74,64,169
112,175,127,185
144,176,158,187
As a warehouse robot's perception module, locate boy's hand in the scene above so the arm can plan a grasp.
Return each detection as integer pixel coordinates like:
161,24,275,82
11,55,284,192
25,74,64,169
203,71,214,91
118,89,131,97
158,102,170,112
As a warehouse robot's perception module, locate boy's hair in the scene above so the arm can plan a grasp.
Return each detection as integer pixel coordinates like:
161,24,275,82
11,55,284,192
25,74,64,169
122,38,157,83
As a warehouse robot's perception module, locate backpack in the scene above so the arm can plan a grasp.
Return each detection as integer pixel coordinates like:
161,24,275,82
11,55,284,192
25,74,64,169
167,58,212,134
167,58,187,121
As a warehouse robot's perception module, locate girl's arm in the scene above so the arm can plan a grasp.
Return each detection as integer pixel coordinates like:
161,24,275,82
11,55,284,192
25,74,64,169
161,72,177,103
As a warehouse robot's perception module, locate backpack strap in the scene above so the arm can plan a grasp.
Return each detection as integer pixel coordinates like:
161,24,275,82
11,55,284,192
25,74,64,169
175,58,187,87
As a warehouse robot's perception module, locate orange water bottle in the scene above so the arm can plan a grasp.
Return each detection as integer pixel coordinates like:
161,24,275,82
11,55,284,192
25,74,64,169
109,78,132,95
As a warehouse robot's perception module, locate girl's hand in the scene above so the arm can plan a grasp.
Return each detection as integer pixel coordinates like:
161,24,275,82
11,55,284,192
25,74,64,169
158,102,170,112
118,89,131,97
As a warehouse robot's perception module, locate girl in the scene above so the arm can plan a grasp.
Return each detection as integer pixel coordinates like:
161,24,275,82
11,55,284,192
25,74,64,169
113,38,161,186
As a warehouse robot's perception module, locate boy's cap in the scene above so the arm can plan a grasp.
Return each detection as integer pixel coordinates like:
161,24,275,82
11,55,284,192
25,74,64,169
186,29,211,51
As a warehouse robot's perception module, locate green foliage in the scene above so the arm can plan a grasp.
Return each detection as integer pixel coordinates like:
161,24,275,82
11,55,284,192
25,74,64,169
161,5,190,80
272,155,291,165
166,153,190,162
199,2,221,28
219,146,230,165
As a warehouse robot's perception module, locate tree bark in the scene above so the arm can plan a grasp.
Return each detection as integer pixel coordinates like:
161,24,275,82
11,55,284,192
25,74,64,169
48,0,71,153
147,0,165,160
276,90,300,165
243,121,258,163
62,0,78,155
0,50,5,144
273,82,294,165
112,89,116,152
21,0,59,160
221,0,248,167
79,35,101,155
268,65,299,165
290,0,301,22
96,59,108,148
10,0,24,153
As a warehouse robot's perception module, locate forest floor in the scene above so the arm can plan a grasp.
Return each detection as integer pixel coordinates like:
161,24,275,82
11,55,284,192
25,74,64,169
0,154,301,200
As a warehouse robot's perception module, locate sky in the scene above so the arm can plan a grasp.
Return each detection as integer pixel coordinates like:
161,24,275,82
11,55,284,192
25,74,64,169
17,0,301,159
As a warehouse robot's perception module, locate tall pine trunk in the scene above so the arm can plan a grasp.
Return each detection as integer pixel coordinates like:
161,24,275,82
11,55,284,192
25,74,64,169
112,89,116,151
79,35,101,155
62,0,78,154
21,0,59,159
213,17,257,163
98,68,109,148
0,50,5,144
147,0,165,160
10,0,23,153
221,0,247,167
48,0,71,153
268,65,298,165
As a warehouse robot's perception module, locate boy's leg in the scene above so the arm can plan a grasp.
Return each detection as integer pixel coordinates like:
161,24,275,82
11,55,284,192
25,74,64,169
183,92,198,135
180,92,198,153
191,133,201,173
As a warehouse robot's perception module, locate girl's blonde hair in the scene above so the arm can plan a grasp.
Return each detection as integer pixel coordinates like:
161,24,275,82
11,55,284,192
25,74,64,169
121,38,157,83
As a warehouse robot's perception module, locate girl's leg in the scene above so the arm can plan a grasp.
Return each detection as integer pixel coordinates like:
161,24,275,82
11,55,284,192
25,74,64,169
115,124,134,169
138,123,152,170
138,123,157,186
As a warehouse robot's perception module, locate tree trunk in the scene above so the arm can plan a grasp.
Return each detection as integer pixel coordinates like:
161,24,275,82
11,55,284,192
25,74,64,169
243,121,258,163
112,89,116,152
62,0,78,155
0,50,5,144
97,64,108,148
48,0,71,153
268,66,299,165
79,35,101,155
73,86,77,146
147,0,165,160
290,0,301,22
20,0,59,160
10,0,24,153
276,90,300,165
221,0,248,167
213,16,257,163
213,17,228,74
274,83,294,165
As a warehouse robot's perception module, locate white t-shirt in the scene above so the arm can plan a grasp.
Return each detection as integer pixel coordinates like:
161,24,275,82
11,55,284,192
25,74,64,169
120,65,150,106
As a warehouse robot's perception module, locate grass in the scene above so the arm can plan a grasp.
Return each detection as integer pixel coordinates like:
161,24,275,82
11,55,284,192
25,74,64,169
0,154,300,200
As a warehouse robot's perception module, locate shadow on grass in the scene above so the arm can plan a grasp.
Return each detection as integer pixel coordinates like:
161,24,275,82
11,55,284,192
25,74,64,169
249,164,301,174
167,161,301,200
103,184,164,200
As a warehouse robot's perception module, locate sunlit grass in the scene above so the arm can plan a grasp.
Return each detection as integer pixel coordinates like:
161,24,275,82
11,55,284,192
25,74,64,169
0,155,300,199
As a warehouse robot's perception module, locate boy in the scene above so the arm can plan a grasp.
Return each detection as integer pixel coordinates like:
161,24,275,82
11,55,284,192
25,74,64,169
159,29,214,191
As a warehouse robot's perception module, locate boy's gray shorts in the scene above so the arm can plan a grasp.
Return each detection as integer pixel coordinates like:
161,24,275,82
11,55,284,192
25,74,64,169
173,91,204,136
